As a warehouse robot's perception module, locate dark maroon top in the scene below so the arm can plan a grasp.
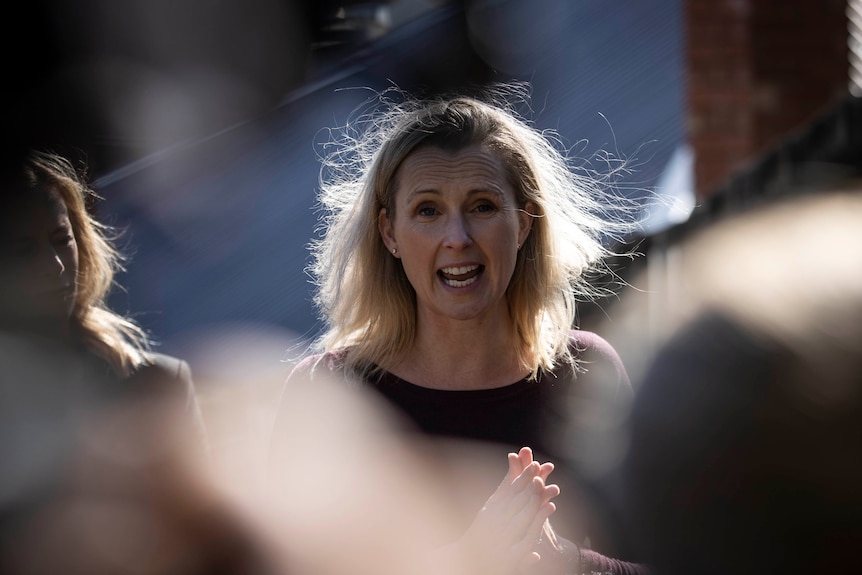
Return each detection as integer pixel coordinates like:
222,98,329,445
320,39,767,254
361,330,630,456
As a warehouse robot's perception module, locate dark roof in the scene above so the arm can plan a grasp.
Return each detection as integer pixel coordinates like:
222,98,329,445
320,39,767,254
647,93,862,249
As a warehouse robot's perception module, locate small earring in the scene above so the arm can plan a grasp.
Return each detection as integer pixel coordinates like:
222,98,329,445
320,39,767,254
516,243,521,250
392,248,397,255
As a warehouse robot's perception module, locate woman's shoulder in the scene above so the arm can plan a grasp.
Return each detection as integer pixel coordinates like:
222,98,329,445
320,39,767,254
144,351,191,373
564,329,632,396
121,352,197,404
132,352,208,449
568,329,621,361
133,352,193,385
289,348,350,381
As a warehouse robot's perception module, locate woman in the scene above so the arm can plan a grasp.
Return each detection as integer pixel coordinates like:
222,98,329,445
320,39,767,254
0,150,207,445
274,85,645,574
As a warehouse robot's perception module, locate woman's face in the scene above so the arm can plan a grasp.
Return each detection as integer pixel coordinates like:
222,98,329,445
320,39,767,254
0,188,79,334
379,144,532,326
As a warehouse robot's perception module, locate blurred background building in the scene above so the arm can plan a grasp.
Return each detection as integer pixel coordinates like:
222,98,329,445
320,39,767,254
614,0,862,370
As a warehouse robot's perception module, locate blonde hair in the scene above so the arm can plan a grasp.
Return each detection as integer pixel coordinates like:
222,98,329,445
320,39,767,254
311,84,639,379
23,151,151,377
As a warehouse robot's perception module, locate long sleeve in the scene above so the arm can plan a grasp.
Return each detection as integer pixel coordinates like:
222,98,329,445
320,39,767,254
578,548,650,575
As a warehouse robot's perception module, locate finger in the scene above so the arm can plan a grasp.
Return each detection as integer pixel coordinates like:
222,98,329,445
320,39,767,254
497,453,541,491
533,476,559,505
541,482,560,506
537,461,555,483
485,467,547,534
486,461,541,517
507,451,523,480
521,510,559,567
527,501,557,546
480,462,554,540
506,482,558,563
517,446,534,470
505,475,554,536
489,455,535,507
466,479,551,570
509,461,542,496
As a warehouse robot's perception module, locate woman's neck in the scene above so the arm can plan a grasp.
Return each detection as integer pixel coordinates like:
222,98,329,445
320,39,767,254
390,315,529,390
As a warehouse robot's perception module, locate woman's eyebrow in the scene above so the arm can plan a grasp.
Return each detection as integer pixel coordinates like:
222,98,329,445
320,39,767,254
404,188,441,203
469,186,505,198
406,186,505,203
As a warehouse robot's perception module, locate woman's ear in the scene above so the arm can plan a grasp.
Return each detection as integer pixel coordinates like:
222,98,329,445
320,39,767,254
378,208,398,255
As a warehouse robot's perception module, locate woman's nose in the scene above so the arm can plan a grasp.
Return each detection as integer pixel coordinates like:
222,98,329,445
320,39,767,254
443,214,473,249
41,248,66,276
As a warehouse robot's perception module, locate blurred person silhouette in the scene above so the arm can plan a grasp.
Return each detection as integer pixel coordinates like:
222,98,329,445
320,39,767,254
0,150,206,444
617,188,862,575
0,150,218,573
272,84,647,574
0,332,280,575
2,321,495,575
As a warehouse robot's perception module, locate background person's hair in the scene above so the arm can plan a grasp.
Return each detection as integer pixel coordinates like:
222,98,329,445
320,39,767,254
22,151,152,376
309,83,641,378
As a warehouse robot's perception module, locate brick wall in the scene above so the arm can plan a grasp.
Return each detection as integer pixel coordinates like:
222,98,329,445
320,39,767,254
686,0,850,197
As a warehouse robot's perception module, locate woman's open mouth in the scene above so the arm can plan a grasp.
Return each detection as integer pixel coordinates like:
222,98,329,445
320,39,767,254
438,264,483,288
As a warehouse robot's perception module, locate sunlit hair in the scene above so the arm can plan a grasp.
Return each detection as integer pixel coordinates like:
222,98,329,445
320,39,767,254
311,83,640,379
23,151,151,376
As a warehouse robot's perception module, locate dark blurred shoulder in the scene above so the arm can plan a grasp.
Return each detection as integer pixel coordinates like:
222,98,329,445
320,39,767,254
130,352,193,388
127,352,209,450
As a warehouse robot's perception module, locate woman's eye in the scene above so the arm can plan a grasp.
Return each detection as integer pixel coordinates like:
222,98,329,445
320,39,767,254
417,205,437,217
475,201,497,214
53,235,74,247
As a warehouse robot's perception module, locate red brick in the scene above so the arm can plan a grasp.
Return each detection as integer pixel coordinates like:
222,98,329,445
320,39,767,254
685,0,850,198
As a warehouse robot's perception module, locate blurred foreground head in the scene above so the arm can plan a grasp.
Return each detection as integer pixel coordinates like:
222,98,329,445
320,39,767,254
621,188,862,575
0,333,278,575
2,321,482,575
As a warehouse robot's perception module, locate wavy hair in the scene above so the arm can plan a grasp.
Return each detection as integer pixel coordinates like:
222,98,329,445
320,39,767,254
22,151,151,377
310,83,640,379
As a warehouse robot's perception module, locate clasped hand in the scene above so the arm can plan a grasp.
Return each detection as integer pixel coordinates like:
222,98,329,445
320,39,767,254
460,446,561,575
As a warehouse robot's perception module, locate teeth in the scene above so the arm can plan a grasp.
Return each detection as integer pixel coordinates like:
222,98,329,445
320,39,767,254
440,265,479,275
443,276,478,288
